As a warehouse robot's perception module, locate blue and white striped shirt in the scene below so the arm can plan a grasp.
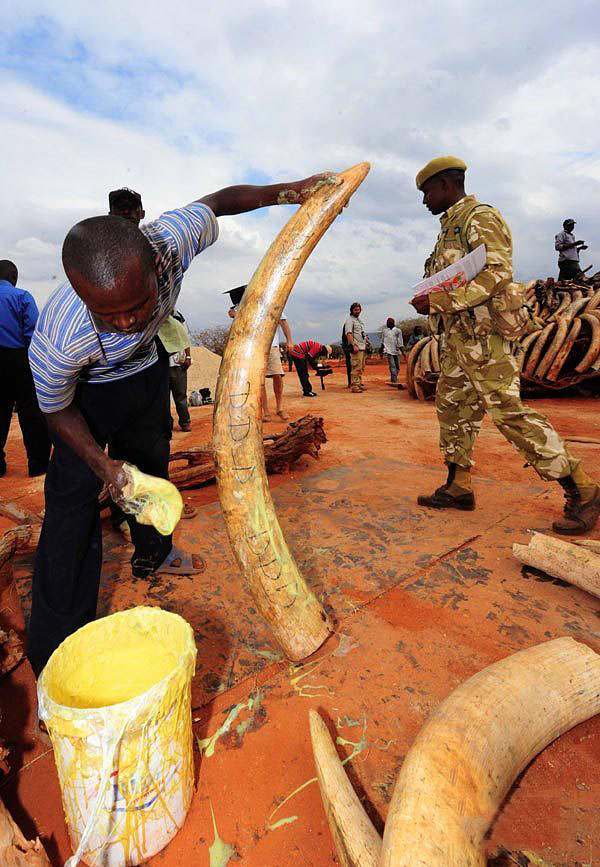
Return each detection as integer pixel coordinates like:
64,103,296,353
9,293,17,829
30,202,218,412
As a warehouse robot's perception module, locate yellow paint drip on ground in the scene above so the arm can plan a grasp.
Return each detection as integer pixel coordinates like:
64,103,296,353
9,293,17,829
209,803,236,867
198,691,262,757
49,633,176,708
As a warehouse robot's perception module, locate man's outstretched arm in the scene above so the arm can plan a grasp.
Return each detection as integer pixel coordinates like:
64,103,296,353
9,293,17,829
197,173,337,217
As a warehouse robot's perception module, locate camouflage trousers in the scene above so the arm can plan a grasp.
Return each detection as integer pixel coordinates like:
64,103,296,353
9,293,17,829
436,332,577,481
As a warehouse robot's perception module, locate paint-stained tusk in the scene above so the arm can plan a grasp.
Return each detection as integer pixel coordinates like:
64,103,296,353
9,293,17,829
309,710,381,867
213,162,370,661
380,638,600,866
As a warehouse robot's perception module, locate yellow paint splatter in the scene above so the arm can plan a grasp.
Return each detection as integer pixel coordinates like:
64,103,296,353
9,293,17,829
209,802,236,867
197,690,262,757
289,655,333,699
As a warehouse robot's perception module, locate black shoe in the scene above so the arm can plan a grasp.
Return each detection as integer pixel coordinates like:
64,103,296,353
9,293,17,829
417,487,476,511
302,392,317,397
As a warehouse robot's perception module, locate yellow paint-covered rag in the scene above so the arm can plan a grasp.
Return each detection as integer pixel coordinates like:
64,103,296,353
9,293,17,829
117,463,183,536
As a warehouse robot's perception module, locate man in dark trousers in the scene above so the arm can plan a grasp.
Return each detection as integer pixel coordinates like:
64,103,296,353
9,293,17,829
0,260,50,477
27,171,330,676
288,339,328,396
555,218,587,281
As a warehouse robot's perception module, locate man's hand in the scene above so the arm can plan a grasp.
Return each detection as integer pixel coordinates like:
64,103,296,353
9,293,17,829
103,459,129,501
277,172,339,206
411,294,430,315
286,341,294,351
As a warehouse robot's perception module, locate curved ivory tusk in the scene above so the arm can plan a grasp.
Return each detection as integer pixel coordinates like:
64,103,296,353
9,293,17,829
310,640,600,867
518,328,542,372
406,337,429,398
574,312,600,373
380,637,600,866
309,710,382,867
585,290,600,311
212,162,370,661
548,292,570,321
524,323,554,378
547,316,581,381
534,317,568,379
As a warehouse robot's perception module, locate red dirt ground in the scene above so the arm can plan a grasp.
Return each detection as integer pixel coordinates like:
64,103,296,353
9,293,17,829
1,357,599,866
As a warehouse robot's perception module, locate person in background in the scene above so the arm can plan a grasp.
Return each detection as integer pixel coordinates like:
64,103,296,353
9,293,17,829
412,154,599,535
226,285,293,422
288,339,328,396
555,219,587,281
109,187,145,225
406,324,424,349
159,310,192,431
344,302,369,393
0,260,51,477
381,317,404,382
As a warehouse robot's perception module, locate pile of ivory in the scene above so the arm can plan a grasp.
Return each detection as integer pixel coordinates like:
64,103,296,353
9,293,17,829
406,277,600,400
310,637,600,866
513,532,600,600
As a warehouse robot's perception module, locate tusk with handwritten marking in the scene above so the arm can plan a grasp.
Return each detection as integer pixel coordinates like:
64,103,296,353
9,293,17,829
213,162,370,661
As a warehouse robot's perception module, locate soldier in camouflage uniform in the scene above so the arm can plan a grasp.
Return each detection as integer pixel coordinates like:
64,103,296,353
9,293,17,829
411,156,600,534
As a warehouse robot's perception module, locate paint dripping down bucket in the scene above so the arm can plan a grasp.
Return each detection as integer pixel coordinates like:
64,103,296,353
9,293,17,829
38,606,197,866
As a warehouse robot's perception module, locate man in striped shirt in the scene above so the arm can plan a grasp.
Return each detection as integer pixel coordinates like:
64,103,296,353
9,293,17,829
287,339,328,396
27,172,330,676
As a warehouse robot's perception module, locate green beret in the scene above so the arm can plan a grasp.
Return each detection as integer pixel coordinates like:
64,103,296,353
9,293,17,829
416,156,467,190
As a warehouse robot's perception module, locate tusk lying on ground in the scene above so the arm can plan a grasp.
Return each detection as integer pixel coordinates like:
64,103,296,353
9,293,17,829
213,162,370,661
513,532,600,599
309,710,382,867
310,638,600,867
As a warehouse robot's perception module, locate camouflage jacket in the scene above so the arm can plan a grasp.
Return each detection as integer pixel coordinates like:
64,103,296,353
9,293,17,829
425,196,534,340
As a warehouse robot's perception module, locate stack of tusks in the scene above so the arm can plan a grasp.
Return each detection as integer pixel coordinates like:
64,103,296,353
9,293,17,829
309,637,600,866
407,280,600,400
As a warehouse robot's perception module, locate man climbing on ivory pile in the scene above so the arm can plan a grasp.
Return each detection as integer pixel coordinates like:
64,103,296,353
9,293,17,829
412,155,600,535
27,171,331,676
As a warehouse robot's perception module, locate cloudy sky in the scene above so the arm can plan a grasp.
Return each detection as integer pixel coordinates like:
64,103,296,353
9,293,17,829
2,0,599,343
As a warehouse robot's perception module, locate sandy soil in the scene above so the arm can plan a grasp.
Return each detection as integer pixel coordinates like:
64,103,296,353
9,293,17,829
0,357,599,866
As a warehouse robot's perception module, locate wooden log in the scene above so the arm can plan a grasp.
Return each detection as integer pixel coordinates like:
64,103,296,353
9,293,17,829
547,317,581,381
309,710,381,867
574,313,600,373
212,162,369,661
513,532,600,599
380,638,600,866
0,795,50,865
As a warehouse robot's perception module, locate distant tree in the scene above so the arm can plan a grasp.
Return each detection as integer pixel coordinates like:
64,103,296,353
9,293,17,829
191,325,231,356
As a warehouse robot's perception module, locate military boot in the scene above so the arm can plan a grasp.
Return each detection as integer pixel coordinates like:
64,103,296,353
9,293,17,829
552,465,600,535
417,463,476,511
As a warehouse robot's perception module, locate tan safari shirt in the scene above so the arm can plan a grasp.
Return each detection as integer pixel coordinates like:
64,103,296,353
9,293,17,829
424,195,517,339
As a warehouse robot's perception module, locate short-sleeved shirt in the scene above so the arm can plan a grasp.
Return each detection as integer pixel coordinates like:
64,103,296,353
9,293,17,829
344,315,366,350
555,230,579,262
29,202,218,412
381,326,403,355
288,340,323,359
0,280,39,349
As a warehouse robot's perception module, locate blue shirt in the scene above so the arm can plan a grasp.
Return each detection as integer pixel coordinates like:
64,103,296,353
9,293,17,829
0,280,40,349
29,202,218,413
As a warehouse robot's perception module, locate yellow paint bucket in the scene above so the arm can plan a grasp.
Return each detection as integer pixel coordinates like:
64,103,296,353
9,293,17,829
38,606,197,867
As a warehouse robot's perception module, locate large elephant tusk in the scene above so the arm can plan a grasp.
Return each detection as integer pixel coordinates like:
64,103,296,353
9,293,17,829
310,639,600,867
406,337,429,398
585,290,600,311
213,162,370,661
547,316,581,381
524,323,554,378
309,710,382,867
380,637,600,866
429,336,440,373
574,312,600,373
534,317,568,379
518,328,542,372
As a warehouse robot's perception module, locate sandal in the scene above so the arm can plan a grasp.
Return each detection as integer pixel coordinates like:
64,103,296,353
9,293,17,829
277,410,290,421
263,413,272,422
154,546,206,576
